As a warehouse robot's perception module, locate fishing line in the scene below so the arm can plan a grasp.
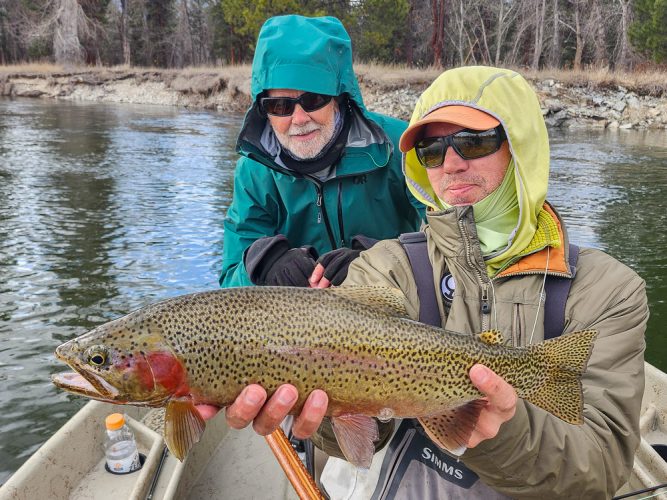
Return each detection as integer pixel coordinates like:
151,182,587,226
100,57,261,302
528,246,550,344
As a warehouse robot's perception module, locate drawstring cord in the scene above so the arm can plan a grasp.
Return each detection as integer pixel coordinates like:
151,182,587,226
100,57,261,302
529,246,550,344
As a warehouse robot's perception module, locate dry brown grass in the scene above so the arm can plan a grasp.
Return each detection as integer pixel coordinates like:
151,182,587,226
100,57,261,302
355,63,667,95
354,62,442,88
522,66,667,95
0,62,67,73
1,62,666,96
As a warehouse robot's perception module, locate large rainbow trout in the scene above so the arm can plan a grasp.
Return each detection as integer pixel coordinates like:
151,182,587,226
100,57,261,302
52,286,596,467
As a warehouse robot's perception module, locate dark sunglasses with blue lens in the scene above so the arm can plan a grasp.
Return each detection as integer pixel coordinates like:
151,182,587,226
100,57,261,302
414,126,507,169
260,92,334,117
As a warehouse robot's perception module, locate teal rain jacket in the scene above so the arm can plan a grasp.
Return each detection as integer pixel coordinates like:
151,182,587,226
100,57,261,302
220,15,424,287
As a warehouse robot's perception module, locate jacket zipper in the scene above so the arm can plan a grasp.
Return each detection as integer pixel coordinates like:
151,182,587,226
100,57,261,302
313,182,338,249
458,215,492,331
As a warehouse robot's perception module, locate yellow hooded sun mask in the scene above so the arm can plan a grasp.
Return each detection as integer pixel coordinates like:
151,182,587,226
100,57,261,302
400,66,560,276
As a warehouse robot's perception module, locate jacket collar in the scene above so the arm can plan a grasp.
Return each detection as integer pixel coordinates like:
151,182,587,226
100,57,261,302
236,103,393,178
425,202,572,278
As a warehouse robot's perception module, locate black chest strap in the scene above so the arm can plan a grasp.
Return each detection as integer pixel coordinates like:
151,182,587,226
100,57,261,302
399,231,580,335
543,244,580,339
398,232,441,327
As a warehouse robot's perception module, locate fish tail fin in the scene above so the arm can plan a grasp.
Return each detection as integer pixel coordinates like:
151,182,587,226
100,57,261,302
524,329,597,425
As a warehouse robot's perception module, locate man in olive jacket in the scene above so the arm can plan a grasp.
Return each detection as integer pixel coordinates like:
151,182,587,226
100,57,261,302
317,66,648,498
223,67,648,499
219,15,423,289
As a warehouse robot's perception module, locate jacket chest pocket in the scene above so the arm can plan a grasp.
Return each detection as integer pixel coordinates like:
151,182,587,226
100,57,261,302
511,303,525,346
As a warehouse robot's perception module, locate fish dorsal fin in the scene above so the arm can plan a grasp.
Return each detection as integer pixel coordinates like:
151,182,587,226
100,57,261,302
330,414,379,469
328,286,409,318
418,400,486,456
478,329,504,345
164,397,206,461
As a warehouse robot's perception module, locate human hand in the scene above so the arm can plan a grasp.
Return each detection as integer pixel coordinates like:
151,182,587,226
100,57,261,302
196,404,221,421
219,384,328,438
244,235,317,287
466,364,517,448
309,248,361,288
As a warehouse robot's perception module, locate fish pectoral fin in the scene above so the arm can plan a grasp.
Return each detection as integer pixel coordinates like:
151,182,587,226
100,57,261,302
164,398,206,461
331,414,380,469
328,286,409,318
418,400,486,456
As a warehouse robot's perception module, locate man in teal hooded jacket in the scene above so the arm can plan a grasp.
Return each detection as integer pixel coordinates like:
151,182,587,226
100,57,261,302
219,15,423,289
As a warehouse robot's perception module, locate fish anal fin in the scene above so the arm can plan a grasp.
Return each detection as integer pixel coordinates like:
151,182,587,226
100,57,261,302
331,414,379,469
164,398,206,461
418,400,486,456
328,286,409,318
478,330,504,345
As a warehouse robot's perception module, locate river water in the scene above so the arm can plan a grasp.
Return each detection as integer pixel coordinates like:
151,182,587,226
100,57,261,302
0,98,665,483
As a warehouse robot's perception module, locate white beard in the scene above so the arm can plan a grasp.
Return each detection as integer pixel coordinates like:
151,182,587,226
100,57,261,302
274,118,337,160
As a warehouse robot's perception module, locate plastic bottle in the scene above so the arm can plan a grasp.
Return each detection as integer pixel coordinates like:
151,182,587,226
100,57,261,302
104,413,141,474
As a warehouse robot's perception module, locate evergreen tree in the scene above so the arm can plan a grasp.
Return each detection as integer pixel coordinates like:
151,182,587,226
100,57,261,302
630,0,667,63
349,0,409,63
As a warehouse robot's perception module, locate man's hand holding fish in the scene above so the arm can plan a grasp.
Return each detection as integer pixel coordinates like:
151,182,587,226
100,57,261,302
215,363,518,450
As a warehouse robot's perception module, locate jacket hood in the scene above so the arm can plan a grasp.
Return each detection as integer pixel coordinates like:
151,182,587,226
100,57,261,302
250,15,365,110
237,15,390,172
404,66,549,230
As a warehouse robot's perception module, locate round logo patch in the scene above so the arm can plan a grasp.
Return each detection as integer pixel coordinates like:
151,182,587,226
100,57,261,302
440,273,456,303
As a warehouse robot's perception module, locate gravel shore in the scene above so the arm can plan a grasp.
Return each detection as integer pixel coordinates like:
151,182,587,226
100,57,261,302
1,67,666,129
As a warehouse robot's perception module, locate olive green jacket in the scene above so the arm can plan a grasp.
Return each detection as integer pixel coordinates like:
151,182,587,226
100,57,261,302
334,205,647,499
317,66,647,498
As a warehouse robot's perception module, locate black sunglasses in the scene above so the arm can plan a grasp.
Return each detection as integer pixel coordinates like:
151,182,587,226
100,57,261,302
259,92,333,117
414,126,507,169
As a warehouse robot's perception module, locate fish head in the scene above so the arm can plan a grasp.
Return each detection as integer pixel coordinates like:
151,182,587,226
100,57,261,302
52,314,188,407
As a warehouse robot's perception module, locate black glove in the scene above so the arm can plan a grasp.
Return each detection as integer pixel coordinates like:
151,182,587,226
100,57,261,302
244,235,317,287
317,248,361,285
316,235,379,286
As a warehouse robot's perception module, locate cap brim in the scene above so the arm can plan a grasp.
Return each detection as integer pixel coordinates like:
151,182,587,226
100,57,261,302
399,105,500,152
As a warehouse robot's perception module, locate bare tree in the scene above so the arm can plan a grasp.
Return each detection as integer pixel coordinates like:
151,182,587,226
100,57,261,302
51,0,85,64
547,0,561,67
431,0,445,67
493,0,519,66
455,0,466,64
473,3,492,64
531,0,547,69
616,0,632,69
120,0,131,65
404,0,416,65
506,3,533,66
174,0,194,66
589,0,607,67
561,0,585,70
186,0,210,66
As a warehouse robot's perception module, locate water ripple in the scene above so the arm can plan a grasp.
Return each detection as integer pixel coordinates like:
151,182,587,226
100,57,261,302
0,101,665,484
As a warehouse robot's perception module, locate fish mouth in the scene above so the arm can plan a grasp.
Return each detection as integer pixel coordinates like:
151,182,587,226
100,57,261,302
51,371,120,401
52,348,121,401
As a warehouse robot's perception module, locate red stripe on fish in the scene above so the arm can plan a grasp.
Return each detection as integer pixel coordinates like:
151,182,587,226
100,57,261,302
145,351,188,396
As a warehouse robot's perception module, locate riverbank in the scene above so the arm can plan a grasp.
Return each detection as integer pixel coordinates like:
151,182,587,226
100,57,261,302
1,64,666,129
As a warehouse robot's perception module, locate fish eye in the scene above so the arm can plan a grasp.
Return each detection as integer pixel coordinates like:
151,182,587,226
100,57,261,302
85,347,108,367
